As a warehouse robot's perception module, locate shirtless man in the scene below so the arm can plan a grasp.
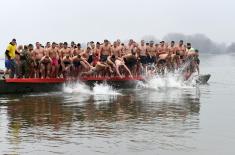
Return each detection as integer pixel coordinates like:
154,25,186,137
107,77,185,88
123,50,137,76
138,40,148,70
59,42,71,58
168,41,178,70
80,46,93,65
34,42,45,77
126,39,134,55
39,55,52,78
100,39,112,62
80,61,107,77
112,41,121,58
49,42,59,77
72,54,90,77
176,40,186,64
146,41,157,65
109,55,133,78
92,42,101,66
73,43,83,56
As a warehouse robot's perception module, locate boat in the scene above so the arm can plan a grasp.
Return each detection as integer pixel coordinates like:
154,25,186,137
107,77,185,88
0,73,211,94
0,76,144,94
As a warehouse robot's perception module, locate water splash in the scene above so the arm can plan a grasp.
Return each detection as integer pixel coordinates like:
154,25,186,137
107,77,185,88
63,81,120,95
137,72,195,90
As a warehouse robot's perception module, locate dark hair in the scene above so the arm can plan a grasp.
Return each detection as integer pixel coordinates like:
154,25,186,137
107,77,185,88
77,43,81,47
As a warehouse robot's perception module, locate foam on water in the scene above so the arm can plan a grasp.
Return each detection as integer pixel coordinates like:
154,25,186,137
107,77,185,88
137,73,196,90
63,81,120,95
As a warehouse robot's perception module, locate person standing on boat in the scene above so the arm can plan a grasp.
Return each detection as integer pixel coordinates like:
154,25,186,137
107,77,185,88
3,39,17,79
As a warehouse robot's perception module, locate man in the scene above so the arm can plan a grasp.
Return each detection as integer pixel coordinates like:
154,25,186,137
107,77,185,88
34,42,45,78
3,39,17,79
123,49,137,76
60,42,71,58
146,41,157,65
49,42,59,77
112,41,121,58
138,40,147,69
19,45,31,78
100,39,112,62
81,61,107,77
176,40,186,63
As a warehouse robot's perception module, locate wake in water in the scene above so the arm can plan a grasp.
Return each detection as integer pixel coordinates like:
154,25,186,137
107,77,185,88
63,81,120,95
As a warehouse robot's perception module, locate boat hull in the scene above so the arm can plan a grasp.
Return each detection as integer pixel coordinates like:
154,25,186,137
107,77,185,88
0,77,143,94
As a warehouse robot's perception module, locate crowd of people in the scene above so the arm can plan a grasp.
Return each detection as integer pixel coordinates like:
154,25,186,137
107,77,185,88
3,38,200,79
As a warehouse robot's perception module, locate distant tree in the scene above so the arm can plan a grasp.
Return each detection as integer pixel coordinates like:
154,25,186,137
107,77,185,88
141,35,160,43
226,42,235,53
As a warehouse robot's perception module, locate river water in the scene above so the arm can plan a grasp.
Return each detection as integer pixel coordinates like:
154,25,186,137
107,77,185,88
0,54,235,155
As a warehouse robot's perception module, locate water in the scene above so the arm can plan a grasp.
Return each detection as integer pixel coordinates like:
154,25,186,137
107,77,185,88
0,54,235,155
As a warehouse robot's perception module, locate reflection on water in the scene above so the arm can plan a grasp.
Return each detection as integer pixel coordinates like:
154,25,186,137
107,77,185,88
0,84,201,154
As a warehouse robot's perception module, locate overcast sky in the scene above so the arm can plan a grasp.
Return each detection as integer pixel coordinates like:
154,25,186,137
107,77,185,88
0,0,234,55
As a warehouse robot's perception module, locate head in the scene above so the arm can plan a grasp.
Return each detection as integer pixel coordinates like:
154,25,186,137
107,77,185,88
179,40,184,46
104,39,109,46
186,43,191,49
59,42,64,49
64,42,68,48
160,41,165,46
71,41,75,47
171,41,175,47
90,41,95,49
96,42,100,48
87,46,91,52
36,42,41,49
11,38,17,45
46,42,51,48
150,41,154,47
129,39,134,46
113,41,117,47
141,40,145,46
52,42,56,48
28,44,34,51
116,39,121,45
23,45,28,50
77,43,81,49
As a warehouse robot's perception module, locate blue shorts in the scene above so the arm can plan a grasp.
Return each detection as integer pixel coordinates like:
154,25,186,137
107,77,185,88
5,59,11,70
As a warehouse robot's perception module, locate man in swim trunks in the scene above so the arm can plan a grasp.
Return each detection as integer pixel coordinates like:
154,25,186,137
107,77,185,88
138,40,148,71
146,41,157,65
123,49,137,76
49,42,59,77
176,40,186,64
39,55,52,78
34,42,45,78
80,61,107,77
113,55,133,78
112,41,121,58
100,39,112,62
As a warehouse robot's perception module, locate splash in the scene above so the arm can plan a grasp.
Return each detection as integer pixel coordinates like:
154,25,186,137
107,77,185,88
137,72,196,90
63,81,120,95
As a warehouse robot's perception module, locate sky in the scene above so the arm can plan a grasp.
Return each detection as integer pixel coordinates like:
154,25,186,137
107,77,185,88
0,0,235,56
